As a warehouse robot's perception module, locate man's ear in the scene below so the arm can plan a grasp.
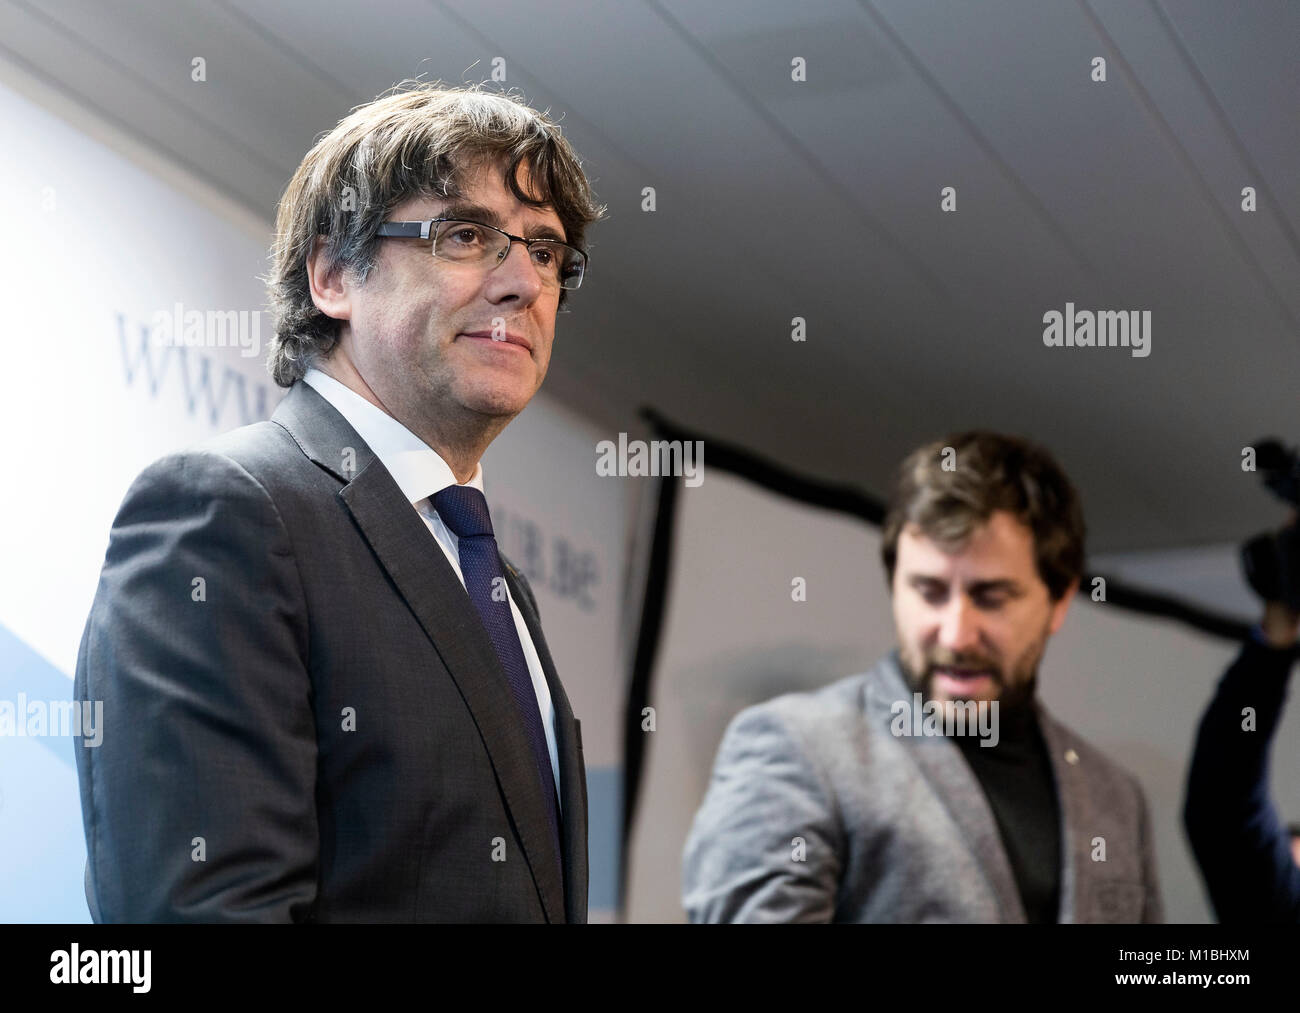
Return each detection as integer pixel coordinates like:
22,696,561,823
1048,578,1080,635
306,235,352,322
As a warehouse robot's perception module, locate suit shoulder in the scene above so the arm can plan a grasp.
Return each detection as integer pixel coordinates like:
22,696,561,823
190,418,307,484
123,419,308,501
724,672,870,752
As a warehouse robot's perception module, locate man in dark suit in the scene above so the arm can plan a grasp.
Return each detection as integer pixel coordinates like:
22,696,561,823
73,83,603,922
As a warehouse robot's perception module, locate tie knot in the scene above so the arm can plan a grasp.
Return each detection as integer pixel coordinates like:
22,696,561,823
432,484,494,539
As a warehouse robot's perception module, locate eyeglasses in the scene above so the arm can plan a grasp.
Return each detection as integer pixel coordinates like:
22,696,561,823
375,218,587,290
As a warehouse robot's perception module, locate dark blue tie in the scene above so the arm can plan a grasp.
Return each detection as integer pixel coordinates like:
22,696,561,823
432,485,562,868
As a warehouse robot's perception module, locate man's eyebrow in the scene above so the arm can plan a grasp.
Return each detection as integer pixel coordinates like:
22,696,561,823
439,203,503,228
437,203,568,244
905,575,1024,595
525,222,568,243
966,579,1023,595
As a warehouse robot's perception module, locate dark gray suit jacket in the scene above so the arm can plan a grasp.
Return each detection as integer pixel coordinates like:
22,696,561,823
74,380,587,922
683,651,1161,923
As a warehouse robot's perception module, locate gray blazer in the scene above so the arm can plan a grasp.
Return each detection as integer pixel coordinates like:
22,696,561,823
74,379,587,923
682,652,1161,923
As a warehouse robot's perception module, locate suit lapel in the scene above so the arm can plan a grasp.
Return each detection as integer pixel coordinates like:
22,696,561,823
272,381,567,923
1035,706,1086,923
866,655,1026,922
502,562,589,924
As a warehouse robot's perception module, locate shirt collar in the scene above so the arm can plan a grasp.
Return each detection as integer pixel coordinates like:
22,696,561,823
303,365,484,504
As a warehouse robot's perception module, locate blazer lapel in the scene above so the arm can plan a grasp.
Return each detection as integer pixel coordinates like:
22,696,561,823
866,654,1026,922
1035,706,1086,924
502,562,589,924
272,381,567,923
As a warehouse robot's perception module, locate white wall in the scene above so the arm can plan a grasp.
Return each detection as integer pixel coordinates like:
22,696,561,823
0,64,279,921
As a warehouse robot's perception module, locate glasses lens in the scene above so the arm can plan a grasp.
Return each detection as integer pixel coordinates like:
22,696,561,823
560,247,586,290
528,241,586,290
433,221,507,263
433,221,585,290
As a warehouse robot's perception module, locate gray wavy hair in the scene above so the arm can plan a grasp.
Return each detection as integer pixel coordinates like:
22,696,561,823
264,81,604,388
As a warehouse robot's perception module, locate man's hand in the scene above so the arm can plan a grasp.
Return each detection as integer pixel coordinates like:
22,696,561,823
1260,600,1300,648
1259,510,1300,648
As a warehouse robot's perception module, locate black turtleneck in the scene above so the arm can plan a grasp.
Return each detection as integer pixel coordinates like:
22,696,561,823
954,702,1061,923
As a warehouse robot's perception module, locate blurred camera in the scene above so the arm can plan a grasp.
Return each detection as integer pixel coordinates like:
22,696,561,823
1241,439,1300,611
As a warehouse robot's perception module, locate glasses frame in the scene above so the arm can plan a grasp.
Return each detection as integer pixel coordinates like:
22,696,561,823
375,218,587,290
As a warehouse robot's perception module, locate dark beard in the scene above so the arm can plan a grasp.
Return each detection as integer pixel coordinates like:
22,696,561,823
900,651,1039,715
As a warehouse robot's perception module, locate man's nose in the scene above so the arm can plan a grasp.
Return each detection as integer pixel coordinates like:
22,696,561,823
485,241,544,303
937,595,980,652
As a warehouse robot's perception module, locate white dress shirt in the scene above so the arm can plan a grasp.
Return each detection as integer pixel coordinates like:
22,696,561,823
303,366,560,806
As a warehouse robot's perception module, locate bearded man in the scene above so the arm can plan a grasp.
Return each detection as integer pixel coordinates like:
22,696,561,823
683,432,1162,923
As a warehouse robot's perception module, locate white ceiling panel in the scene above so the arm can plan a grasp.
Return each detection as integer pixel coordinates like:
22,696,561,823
3,0,1295,551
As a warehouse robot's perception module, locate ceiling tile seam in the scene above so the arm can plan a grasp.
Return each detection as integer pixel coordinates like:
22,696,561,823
419,8,963,338
856,0,1099,283
11,0,294,182
423,0,808,336
643,0,952,304
1149,0,1300,274
1078,0,1300,338
424,0,671,184
0,35,272,226
211,0,358,108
